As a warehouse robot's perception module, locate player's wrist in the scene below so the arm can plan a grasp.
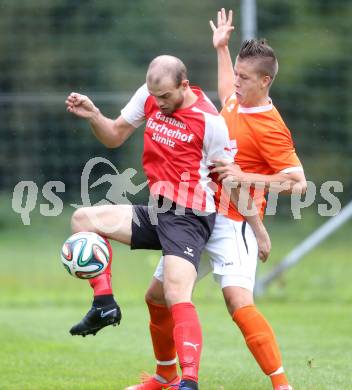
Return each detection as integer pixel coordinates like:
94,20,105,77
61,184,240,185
215,44,230,52
88,106,101,122
246,216,265,234
255,226,269,244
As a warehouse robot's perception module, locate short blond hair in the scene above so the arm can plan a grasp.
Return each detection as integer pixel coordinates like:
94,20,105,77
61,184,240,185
238,39,278,80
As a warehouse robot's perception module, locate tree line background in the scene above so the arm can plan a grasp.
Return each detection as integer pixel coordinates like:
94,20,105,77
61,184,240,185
0,0,351,213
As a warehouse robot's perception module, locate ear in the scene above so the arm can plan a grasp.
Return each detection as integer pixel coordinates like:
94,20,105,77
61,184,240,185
262,75,272,89
181,79,189,89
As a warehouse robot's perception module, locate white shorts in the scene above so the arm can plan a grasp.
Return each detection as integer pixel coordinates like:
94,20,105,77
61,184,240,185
153,213,258,291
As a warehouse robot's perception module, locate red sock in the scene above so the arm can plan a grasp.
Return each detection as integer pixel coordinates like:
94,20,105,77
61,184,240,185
171,302,202,383
89,237,113,296
146,300,178,382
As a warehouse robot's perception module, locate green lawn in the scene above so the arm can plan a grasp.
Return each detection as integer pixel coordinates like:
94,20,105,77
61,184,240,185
0,209,351,389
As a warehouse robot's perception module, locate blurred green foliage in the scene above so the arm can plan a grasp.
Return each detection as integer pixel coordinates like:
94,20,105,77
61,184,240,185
0,0,351,206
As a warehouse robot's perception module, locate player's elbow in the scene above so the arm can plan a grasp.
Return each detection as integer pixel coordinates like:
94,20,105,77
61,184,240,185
106,119,133,148
103,138,123,149
93,130,123,149
102,129,125,148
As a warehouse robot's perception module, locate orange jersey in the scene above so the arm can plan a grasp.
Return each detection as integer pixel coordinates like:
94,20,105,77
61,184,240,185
215,93,303,221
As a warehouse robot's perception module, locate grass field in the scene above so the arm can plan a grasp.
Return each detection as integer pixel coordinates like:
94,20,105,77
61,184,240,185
1,207,351,389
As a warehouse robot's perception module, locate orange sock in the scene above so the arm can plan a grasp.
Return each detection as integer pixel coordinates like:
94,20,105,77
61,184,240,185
270,372,290,389
146,300,178,382
233,305,289,388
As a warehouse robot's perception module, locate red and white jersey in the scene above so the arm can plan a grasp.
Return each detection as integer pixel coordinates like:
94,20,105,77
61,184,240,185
216,93,303,221
121,84,233,212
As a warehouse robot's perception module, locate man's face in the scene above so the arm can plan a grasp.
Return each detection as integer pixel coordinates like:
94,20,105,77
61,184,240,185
233,57,269,107
147,77,186,115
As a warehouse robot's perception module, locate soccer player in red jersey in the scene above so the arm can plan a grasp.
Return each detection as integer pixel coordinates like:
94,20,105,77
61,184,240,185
65,55,270,390
129,10,307,390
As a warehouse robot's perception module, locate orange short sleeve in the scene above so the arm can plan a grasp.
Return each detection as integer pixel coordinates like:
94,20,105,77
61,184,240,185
257,123,302,173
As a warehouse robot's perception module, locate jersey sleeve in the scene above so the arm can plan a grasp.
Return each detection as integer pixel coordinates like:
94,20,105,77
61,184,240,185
203,113,234,165
120,84,149,128
258,122,303,173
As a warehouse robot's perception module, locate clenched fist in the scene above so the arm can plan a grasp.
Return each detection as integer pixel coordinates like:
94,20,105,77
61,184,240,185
65,92,98,119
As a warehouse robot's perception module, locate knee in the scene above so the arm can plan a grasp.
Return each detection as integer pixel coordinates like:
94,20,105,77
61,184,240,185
163,288,178,307
145,284,166,306
163,285,191,307
223,288,254,316
225,298,247,316
71,208,90,233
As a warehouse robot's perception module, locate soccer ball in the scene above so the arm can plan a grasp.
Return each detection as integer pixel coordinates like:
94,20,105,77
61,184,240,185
61,232,110,279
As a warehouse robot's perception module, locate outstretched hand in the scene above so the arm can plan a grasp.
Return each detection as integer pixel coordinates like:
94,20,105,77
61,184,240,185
65,92,98,119
209,8,235,49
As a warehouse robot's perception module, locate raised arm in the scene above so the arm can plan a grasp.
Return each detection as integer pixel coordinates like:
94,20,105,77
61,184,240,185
66,92,136,148
209,8,236,106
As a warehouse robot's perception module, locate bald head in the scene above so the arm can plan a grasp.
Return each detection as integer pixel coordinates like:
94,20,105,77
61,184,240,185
146,55,187,88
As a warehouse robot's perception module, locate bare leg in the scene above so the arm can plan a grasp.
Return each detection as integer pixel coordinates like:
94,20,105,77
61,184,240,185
71,204,133,244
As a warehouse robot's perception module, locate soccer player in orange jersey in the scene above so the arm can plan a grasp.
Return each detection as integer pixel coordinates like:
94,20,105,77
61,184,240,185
127,9,307,390
207,8,307,390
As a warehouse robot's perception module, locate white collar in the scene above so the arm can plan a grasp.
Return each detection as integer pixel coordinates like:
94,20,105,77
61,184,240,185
237,99,273,114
